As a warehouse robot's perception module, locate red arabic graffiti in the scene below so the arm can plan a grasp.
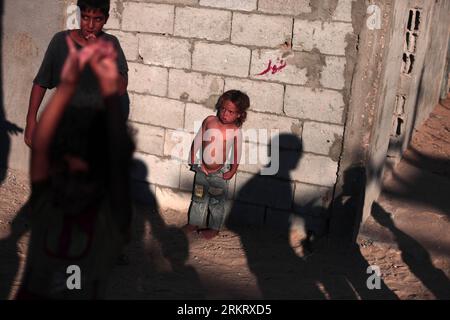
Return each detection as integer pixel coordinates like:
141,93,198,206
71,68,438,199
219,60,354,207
257,59,287,76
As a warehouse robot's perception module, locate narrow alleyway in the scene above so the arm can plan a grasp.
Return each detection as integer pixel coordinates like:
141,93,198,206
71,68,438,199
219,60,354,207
1,98,449,300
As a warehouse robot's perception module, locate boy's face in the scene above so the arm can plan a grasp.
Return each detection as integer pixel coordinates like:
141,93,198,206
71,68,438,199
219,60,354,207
219,100,240,124
80,8,108,41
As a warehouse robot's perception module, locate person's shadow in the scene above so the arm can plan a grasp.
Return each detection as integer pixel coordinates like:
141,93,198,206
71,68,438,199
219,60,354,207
371,202,450,299
0,0,23,183
107,159,204,299
226,135,398,299
320,166,398,299
0,202,30,299
226,134,328,299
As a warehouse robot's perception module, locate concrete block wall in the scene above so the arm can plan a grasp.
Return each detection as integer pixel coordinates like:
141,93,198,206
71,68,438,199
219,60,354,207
96,0,356,232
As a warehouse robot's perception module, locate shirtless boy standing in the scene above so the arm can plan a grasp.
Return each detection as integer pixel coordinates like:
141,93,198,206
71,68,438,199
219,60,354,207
185,90,250,239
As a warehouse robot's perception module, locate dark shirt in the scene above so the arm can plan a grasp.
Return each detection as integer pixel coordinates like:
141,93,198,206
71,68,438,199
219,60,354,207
34,30,130,118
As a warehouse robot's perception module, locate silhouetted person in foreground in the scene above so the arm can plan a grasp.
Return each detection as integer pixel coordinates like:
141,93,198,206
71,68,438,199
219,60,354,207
15,37,134,299
372,202,450,299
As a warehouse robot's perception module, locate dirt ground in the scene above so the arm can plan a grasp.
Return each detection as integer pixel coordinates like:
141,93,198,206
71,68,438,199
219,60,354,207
1,99,449,300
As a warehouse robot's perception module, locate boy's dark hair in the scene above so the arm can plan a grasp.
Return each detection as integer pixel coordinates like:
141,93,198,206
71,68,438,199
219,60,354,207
215,90,250,127
77,0,110,17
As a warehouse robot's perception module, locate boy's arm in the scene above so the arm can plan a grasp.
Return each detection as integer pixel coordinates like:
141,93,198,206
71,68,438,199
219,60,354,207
189,117,209,166
25,84,47,147
30,36,86,183
223,129,242,180
26,33,62,147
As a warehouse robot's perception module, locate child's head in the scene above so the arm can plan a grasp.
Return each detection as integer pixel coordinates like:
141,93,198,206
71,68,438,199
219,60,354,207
215,90,250,127
77,0,110,16
77,0,110,39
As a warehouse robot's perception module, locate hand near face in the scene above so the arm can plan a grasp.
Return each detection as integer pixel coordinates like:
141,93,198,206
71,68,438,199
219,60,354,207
60,35,81,85
89,40,119,97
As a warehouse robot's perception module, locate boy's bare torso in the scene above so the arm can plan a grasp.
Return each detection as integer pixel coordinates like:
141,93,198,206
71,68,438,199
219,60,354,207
201,116,238,174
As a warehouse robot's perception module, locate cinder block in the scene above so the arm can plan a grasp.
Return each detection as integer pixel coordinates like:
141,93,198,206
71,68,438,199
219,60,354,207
174,7,231,41
153,0,197,5
107,30,139,61
244,111,303,146
235,171,294,210
258,0,311,15
104,0,121,30
122,2,174,34
199,0,257,11
224,78,284,114
321,56,346,90
184,103,216,133
291,153,339,187
138,34,191,69
128,62,168,96
129,93,185,129
293,20,353,55
180,163,195,191
294,182,332,211
164,129,194,163
192,42,251,77
250,49,308,85
332,0,353,22
231,13,292,47
131,122,165,156
284,86,345,124
168,69,224,104
156,186,191,214
133,152,181,189
237,141,270,174
302,122,344,156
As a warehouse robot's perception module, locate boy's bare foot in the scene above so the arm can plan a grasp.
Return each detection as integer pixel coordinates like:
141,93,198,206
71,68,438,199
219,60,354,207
182,224,198,234
199,229,219,240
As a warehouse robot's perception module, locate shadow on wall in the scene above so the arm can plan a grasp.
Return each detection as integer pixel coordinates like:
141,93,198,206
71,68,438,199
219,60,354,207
225,134,397,299
0,0,24,183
